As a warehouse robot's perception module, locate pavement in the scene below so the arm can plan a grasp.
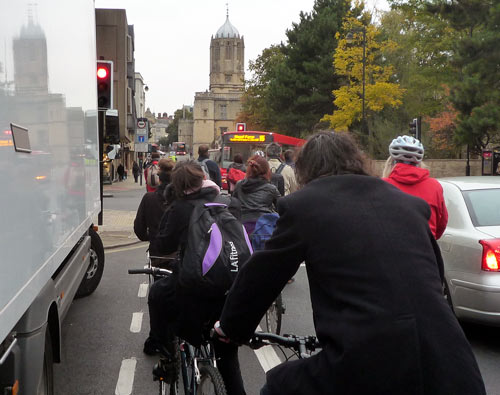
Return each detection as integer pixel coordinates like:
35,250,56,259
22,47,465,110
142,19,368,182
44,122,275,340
96,176,147,250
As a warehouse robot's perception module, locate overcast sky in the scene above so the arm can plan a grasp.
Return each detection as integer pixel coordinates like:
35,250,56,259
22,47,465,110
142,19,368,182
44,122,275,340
94,0,389,116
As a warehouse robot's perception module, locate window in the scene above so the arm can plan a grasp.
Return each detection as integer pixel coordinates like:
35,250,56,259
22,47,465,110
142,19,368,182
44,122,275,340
127,35,133,62
225,74,232,83
225,42,232,60
203,109,208,117
127,87,132,114
220,104,227,120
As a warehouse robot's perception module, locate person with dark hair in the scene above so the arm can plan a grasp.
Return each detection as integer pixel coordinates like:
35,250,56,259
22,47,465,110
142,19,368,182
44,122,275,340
116,163,125,181
132,161,140,183
197,144,222,187
144,152,161,192
266,142,297,195
232,155,280,234
283,149,296,169
227,153,247,194
215,131,485,395
148,160,246,395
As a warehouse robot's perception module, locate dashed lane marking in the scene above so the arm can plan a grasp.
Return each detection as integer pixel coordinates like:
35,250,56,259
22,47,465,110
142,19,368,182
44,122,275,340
115,358,136,395
138,283,148,298
130,312,143,333
253,325,283,373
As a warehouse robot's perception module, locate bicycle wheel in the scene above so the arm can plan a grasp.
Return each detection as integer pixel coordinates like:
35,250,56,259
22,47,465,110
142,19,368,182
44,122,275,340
196,365,227,395
265,293,283,335
159,379,178,395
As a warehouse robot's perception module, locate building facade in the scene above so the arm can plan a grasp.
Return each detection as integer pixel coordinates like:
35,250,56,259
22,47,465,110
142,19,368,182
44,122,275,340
95,8,137,173
192,14,244,154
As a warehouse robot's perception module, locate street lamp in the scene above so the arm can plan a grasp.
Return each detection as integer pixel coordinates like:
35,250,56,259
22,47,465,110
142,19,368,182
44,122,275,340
346,27,369,152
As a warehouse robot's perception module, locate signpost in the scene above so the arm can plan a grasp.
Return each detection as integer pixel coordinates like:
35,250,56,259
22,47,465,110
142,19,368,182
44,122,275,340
135,118,149,186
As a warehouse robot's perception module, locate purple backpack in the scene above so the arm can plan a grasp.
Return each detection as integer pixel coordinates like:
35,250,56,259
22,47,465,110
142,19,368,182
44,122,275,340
178,196,253,296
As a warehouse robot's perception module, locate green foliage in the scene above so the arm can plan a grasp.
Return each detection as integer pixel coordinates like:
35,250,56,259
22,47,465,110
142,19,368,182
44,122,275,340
239,0,351,137
166,108,193,145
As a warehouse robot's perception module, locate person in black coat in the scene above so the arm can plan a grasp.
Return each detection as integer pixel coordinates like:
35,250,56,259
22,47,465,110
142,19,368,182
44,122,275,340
133,158,175,260
215,131,485,395
148,160,245,395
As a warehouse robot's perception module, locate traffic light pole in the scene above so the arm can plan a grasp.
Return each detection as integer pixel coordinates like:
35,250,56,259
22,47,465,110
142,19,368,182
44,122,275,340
98,109,104,226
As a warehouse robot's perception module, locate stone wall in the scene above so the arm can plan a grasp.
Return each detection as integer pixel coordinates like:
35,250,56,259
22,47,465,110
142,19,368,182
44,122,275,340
370,159,482,178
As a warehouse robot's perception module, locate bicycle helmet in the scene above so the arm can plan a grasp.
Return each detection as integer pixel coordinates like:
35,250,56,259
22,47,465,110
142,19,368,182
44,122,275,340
389,135,424,164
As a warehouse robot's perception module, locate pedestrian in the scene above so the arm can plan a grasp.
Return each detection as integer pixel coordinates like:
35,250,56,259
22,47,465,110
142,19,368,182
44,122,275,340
283,149,296,169
132,161,140,183
197,144,222,187
148,160,246,395
232,155,280,235
116,163,124,182
266,142,297,196
382,135,448,240
144,152,160,192
215,131,485,395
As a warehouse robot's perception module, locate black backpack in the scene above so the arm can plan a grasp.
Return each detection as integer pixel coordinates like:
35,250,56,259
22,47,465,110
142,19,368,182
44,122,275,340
178,195,253,297
270,162,286,196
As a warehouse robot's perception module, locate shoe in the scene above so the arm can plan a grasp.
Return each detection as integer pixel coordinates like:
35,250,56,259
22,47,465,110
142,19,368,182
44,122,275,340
143,337,161,356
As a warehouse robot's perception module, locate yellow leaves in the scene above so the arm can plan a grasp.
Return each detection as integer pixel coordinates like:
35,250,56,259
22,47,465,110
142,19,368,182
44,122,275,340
324,14,405,130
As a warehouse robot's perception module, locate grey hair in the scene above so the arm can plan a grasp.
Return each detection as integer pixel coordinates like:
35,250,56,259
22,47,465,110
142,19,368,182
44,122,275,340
266,142,282,158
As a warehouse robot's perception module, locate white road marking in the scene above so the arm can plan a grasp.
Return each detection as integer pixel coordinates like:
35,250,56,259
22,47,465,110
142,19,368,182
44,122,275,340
138,283,148,298
115,358,136,395
254,325,283,372
130,312,143,333
300,263,305,267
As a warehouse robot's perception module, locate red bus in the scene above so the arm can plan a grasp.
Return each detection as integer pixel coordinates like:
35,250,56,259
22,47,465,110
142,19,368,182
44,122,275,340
210,131,306,190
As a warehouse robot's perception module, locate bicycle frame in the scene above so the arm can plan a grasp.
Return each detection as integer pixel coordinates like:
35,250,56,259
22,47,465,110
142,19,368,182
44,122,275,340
180,339,218,394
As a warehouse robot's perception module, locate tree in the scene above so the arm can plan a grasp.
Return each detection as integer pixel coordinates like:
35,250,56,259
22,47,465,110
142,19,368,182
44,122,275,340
238,0,352,137
428,0,500,154
323,14,405,139
166,108,193,145
158,136,169,150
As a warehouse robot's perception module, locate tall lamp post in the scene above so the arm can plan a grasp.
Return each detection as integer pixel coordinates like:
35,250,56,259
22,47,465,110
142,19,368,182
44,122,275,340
346,27,369,153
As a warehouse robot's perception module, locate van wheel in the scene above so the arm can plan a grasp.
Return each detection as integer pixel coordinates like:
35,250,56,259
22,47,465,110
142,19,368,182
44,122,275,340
37,328,54,395
75,227,105,298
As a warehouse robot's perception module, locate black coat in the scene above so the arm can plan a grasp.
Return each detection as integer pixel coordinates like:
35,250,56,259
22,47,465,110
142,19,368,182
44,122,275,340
220,175,485,395
198,156,222,187
133,183,170,256
232,178,280,222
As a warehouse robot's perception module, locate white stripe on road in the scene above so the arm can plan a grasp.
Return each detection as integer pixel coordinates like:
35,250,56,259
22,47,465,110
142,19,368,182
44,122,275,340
115,358,137,395
254,325,283,373
130,312,143,333
138,283,148,298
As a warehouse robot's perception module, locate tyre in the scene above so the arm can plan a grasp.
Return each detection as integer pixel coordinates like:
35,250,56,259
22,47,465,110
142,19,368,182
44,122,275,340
75,227,105,298
37,327,54,395
159,379,178,395
265,293,283,335
196,365,227,395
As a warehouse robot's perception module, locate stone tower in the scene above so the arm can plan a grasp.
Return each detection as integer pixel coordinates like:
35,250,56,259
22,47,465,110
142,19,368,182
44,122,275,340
209,12,245,93
192,11,245,153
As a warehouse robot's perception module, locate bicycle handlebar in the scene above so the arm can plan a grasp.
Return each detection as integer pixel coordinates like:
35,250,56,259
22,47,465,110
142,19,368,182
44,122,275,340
249,332,321,359
128,267,173,276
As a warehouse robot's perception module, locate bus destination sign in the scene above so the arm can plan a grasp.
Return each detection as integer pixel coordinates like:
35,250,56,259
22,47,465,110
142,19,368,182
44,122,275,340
228,133,270,143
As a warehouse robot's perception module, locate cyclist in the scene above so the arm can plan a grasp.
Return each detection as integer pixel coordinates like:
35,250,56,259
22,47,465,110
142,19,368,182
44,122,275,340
134,158,175,266
232,155,280,235
382,135,448,239
215,131,485,395
149,160,246,395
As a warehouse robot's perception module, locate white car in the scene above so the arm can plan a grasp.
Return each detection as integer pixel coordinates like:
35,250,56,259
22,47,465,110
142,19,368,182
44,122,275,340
438,177,500,325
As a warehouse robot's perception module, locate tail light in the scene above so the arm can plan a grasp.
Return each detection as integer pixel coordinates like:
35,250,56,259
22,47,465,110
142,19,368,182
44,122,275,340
479,239,500,271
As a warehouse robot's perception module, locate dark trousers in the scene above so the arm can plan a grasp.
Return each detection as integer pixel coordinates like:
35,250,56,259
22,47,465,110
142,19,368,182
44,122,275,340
148,276,246,395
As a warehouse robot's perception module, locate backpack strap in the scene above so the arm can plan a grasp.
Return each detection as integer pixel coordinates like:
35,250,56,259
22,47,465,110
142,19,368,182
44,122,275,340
276,163,286,175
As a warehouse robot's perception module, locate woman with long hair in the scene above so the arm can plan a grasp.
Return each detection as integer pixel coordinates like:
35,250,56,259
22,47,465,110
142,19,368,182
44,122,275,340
232,154,281,234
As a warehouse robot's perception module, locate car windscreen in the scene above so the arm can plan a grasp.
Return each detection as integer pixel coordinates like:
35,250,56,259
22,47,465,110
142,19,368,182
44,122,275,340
462,188,500,226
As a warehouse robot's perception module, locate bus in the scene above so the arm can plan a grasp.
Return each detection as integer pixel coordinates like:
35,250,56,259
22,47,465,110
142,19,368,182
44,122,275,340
210,131,306,189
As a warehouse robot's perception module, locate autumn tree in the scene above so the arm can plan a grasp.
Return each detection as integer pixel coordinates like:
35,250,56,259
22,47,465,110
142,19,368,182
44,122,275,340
323,14,405,144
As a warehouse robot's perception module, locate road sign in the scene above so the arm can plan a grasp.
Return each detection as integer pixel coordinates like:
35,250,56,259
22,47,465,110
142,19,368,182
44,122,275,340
137,119,147,129
135,142,149,152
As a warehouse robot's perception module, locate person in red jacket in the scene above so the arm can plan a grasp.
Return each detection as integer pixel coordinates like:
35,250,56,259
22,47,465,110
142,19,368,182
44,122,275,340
383,135,448,239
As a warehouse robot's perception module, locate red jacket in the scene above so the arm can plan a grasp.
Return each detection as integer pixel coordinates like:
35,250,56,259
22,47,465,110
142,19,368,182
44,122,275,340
384,163,448,239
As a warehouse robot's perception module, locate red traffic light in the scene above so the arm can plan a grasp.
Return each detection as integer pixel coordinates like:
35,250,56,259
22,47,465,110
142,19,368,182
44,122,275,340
97,67,108,79
236,123,246,132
